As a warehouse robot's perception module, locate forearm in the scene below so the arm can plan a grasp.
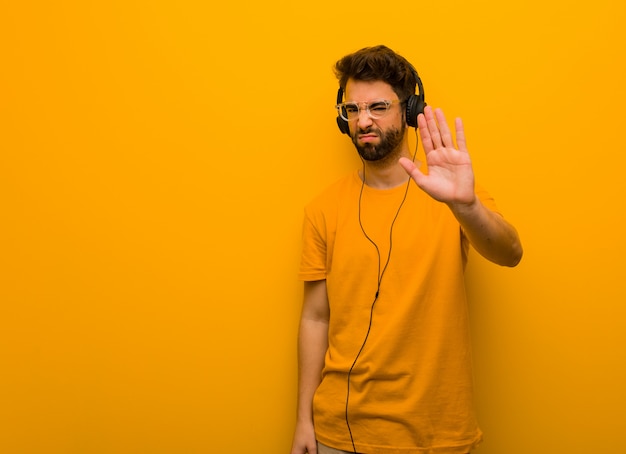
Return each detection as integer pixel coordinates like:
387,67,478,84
296,317,329,423
449,197,523,267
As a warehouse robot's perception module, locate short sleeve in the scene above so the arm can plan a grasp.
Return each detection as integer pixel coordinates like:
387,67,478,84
298,206,328,281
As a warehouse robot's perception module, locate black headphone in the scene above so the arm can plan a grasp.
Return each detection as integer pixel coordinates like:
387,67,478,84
335,63,426,135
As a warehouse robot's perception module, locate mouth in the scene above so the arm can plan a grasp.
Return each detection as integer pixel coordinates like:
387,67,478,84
358,133,379,143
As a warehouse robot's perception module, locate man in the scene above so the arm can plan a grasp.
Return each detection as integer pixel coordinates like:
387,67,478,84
290,45,522,454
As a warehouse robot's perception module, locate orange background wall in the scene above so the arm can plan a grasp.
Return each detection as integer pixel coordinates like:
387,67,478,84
1,1,625,453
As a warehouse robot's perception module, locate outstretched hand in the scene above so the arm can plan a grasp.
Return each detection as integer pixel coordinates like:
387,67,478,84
399,106,476,207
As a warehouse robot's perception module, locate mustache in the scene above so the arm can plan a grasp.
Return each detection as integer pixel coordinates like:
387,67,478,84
356,126,380,136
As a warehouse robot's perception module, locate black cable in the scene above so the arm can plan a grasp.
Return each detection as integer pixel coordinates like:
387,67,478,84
345,131,419,453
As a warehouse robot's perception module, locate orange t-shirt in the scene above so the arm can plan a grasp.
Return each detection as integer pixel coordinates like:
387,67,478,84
299,171,498,453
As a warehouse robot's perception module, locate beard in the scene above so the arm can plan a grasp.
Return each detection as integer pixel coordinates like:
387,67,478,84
351,122,406,164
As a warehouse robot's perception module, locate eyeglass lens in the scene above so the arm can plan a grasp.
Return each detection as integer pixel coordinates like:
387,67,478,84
338,100,392,121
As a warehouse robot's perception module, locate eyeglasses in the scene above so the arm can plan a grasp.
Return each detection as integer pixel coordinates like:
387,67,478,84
335,99,401,121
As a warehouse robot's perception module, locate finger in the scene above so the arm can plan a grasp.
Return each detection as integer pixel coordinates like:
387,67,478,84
399,156,426,186
424,106,443,149
417,112,434,154
455,117,467,153
434,108,454,148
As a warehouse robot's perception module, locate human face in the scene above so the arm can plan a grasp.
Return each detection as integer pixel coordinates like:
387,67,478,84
344,79,406,163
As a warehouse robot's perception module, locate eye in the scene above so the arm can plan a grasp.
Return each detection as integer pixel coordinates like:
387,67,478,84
344,103,359,114
369,102,389,114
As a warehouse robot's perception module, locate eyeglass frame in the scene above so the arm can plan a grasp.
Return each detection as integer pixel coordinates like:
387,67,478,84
335,99,403,121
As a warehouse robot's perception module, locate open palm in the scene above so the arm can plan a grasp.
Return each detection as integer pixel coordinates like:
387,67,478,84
400,106,476,206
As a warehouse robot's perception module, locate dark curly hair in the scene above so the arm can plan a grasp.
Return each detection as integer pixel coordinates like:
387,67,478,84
334,45,417,102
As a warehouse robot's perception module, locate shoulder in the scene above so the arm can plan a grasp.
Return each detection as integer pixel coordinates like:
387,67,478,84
474,182,500,214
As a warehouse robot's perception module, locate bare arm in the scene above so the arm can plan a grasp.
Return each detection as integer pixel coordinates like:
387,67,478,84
290,279,330,454
399,106,522,267
448,196,523,267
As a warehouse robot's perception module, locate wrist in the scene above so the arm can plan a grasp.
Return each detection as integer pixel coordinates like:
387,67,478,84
296,406,314,424
447,194,479,218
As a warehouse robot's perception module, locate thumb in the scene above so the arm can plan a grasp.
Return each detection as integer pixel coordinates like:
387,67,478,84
399,157,426,185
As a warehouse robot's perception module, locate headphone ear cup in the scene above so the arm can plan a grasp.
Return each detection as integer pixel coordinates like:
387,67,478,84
405,94,425,128
337,115,350,135
336,87,351,135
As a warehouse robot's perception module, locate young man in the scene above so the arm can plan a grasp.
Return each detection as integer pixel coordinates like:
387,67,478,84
291,45,522,454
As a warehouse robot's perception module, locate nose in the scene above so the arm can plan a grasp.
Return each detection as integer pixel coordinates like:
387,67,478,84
356,107,373,130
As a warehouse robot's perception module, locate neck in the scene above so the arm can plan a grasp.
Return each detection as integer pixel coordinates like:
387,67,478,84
360,144,413,190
